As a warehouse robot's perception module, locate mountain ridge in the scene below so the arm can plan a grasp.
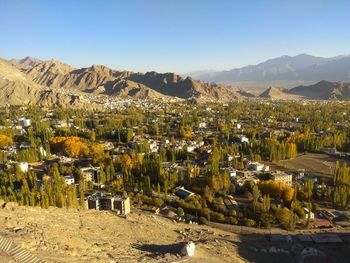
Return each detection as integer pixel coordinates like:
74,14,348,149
185,54,350,83
1,56,241,106
4,55,350,107
258,80,350,100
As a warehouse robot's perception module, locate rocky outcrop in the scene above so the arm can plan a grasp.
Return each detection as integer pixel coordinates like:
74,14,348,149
258,80,350,100
288,80,350,100
7,56,240,102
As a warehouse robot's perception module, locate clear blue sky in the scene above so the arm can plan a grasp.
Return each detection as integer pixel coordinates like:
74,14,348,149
0,0,349,73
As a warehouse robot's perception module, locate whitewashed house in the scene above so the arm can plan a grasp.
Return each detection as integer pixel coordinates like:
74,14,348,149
248,162,265,171
64,175,75,185
19,117,31,128
19,162,29,173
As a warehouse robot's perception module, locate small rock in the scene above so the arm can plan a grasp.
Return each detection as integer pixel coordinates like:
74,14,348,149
181,241,196,257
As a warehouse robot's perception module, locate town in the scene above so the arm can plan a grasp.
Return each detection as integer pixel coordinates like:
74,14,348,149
0,99,349,235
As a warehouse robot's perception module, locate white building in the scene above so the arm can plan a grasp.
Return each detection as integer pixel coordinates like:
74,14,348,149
161,139,170,146
303,208,315,220
198,122,207,128
149,140,158,153
19,162,29,173
227,154,234,162
19,118,31,128
80,167,101,183
187,146,196,153
197,141,205,147
60,156,72,163
270,171,293,186
225,167,237,177
64,175,75,185
248,162,265,171
237,135,249,143
87,193,131,215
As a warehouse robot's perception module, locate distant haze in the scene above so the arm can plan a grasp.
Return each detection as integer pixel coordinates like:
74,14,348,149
184,54,350,93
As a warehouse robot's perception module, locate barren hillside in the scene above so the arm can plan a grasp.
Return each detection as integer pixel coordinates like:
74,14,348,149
7,57,240,102
0,202,243,263
1,202,350,262
0,59,82,107
259,87,301,100
289,80,350,100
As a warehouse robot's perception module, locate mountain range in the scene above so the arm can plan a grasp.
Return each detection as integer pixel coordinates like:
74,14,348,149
1,55,350,107
185,54,350,83
260,80,350,100
0,56,241,107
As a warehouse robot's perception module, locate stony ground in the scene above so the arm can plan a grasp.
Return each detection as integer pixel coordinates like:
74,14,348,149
0,202,244,263
1,201,350,262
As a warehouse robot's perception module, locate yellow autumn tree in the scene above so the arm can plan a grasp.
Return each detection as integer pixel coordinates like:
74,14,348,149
258,180,294,202
120,154,133,171
90,143,106,166
49,137,68,153
179,125,192,139
91,143,104,157
50,136,89,158
0,134,13,147
63,137,89,158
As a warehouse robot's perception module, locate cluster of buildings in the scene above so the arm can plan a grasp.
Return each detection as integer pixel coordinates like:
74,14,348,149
223,160,293,188
87,192,130,215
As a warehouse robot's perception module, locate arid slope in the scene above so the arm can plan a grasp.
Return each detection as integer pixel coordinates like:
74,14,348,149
0,203,242,263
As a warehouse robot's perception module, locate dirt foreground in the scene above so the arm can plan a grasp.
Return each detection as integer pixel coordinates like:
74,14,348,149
0,202,244,263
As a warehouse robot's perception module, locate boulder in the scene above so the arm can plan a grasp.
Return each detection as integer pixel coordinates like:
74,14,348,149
181,241,196,257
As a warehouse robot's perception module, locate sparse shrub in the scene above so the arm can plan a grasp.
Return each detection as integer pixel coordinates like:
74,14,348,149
312,202,320,212
275,207,292,229
177,207,185,217
199,216,208,225
229,216,238,225
152,198,164,208
241,218,256,227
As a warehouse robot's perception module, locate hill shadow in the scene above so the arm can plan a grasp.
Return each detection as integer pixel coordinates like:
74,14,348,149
232,231,350,263
132,242,185,258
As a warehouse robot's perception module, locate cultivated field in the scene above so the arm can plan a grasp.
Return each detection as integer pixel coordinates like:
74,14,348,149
278,153,345,177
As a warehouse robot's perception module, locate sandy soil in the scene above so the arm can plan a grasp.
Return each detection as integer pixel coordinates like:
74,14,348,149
0,203,244,263
1,202,350,262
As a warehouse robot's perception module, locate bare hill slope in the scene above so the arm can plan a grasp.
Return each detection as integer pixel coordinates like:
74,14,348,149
289,80,350,100
8,57,240,102
0,59,82,107
0,203,242,263
259,87,301,100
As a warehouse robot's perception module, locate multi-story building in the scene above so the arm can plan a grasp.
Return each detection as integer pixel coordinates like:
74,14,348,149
63,175,75,186
270,171,293,186
80,167,102,183
87,192,131,215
